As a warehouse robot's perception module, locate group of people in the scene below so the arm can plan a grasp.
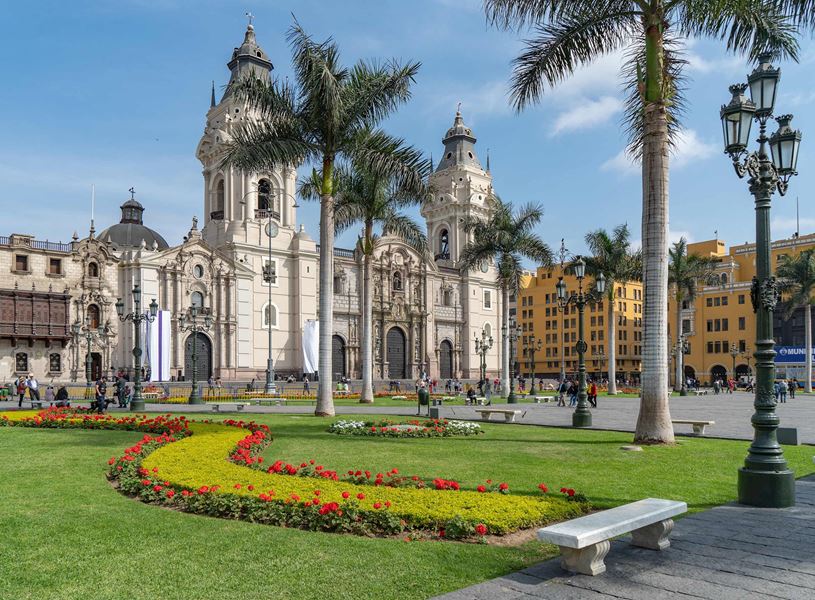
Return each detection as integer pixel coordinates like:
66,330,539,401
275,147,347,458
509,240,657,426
773,378,798,402
14,373,72,408
556,379,599,408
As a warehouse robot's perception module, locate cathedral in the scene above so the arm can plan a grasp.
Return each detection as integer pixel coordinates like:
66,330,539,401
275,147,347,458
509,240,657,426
0,23,502,384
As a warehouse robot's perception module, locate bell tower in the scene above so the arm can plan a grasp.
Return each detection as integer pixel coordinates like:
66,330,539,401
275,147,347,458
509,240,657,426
421,109,495,267
197,22,298,250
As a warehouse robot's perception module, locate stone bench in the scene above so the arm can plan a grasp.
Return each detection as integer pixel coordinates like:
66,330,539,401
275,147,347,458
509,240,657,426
672,419,714,435
391,395,407,400
693,389,708,396
209,402,248,413
30,400,46,409
533,396,555,404
254,398,287,406
475,408,523,423
538,498,687,576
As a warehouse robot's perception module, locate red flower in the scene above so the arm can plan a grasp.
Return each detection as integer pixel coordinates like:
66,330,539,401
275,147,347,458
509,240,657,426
313,490,321,496
342,491,350,499
384,501,391,508
567,489,576,497
234,484,242,489
438,529,445,537
486,479,492,484
477,485,487,493
538,483,548,493
357,493,366,500
153,485,163,492
165,489,175,499
108,457,116,465
475,523,488,536
498,482,509,491
312,498,320,505
373,502,382,509
247,485,254,491
560,487,567,493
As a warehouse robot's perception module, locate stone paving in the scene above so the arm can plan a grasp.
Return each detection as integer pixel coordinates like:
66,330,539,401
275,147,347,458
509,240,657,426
436,475,815,600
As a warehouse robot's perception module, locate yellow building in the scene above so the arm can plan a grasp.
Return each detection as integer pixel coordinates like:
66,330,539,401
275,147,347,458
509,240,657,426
670,233,815,385
517,265,643,383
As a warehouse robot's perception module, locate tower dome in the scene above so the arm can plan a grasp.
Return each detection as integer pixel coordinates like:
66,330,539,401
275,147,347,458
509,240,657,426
221,23,273,102
436,109,483,172
99,194,169,251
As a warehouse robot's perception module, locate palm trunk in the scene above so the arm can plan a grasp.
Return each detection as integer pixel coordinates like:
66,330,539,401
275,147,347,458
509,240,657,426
360,221,374,403
316,158,335,417
806,303,812,393
634,99,674,444
607,294,617,394
501,284,510,398
674,293,683,392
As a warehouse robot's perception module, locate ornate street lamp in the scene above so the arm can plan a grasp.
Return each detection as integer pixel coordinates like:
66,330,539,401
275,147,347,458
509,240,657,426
474,328,493,388
179,305,213,404
502,318,522,403
556,258,606,427
720,52,801,508
729,343,744,382
116,284,158,412
524,337,542,394
71,318,106,399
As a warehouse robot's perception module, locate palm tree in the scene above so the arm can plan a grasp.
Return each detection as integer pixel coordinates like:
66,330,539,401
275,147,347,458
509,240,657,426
460,198,553,398
668,238,718,393
485,0,801,443
301,154,430,404
776,250,815,393
222,20,423,416
583,224,642,395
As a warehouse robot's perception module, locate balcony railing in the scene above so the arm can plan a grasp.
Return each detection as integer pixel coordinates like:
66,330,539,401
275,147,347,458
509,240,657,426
210,210,224,220
255,209,281,221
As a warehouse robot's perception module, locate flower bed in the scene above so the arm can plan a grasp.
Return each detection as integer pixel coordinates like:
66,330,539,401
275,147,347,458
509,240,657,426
328,418,483,437
1,408,588,540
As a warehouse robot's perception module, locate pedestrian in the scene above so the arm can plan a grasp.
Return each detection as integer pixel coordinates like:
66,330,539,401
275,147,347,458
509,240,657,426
16,376,27,407
557,379,567,407
27,373,40,403
44,384,55,406
779,379,787,403
116,375,128,407
94,376,107,414
773,380,781,401
788,379,796,399
207,376,214,397
568,380,578,407
54,385,70,408
588,381,598,408
303,375,310,393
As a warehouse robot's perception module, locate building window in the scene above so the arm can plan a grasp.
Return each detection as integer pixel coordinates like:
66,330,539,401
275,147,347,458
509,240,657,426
48,258,62,275
483,290,492,309
262,259,278,286
721,273,728,285
49,353,61,373
14,255,29,273
442,289,452,306
438,229,449,259
15,352,28,373
707,297,713,307
87,304,101,329
714,341,721,353
707,342,714,354
215,179,225,212
262,302,278,328
722,318,729,331
87,262,99,277
392,271,402,291
722,295,728,306
258,178,272,212
739,316,746,330
714,297,721,307
738,294,745,304
191,291,204,309
193,264,204,279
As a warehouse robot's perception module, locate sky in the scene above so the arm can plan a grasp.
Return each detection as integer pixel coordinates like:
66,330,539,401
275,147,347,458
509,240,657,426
1,0,814,260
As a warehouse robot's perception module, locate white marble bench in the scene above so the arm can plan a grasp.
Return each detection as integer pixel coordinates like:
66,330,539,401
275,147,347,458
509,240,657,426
533,396,554,404
538,498,687,576
475,408,523,423
672,419,714,435
391,395,407,400
209,402,248,413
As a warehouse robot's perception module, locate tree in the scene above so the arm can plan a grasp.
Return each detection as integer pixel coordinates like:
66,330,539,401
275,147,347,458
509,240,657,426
667,238,718,392
222,19,423,416
583,224,642,395
301,153,430,404
485,0,801,443
460,198,553,397
776,250,815,393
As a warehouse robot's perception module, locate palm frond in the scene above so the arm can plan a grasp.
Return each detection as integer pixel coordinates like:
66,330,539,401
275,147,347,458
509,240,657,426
382,212,428,257
348,128,429,193
485,0,632,29
221,120,315,172
343,59,422,130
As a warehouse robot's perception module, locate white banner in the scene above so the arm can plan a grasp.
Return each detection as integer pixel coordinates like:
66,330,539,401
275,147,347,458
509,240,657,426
302,320,319,374
148,310,171,382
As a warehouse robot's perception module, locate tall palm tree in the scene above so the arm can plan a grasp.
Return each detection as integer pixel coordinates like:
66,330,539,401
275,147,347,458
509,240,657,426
668,238,718,393
485,0,801,443
583,224,642,395
222,20,423,416
460,198,553,398
301,154,430,404
776,250,815,393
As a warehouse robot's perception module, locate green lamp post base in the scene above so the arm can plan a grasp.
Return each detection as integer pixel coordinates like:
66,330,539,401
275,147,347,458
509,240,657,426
572,411,592,428
507,393,517,404
738,467,796,508
130,400,145,413
188,394,205,405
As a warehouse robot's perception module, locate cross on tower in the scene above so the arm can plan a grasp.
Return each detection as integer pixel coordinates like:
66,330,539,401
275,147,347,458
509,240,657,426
245,11,254,25
129,187,136,200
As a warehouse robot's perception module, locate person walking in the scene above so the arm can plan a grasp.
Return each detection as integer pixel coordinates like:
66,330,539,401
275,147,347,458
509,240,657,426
54,385,70,408
27,373,40,404
44,384,55,406
94,376,107,414
788,378,796,399
303,375,310,393
116,375,128,407
588,381,598,408
773,380,781,402
568,380,578,407
16,376,27,407
778,379,788,403
557,380,567,407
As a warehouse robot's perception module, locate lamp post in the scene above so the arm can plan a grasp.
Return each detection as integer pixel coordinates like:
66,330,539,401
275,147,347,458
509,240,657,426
720,53,801,508
263,211,280,395
71,318,106,398
672,335,690,396
503,318,521,403
179,305,213,404
556,258,606,427
524,337,542,394
474,328,493,387
115,284,158,412
729,343,743,382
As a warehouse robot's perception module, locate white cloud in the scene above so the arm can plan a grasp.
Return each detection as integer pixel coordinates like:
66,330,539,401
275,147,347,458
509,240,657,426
551,96,623,136
772,216,815,238
600,129,717,174
423,79,512,122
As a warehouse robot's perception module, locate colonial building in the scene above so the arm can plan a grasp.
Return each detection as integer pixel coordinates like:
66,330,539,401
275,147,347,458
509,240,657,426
0,23,502,384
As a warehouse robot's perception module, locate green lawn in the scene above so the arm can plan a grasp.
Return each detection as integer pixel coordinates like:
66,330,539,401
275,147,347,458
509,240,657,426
1,414,813,600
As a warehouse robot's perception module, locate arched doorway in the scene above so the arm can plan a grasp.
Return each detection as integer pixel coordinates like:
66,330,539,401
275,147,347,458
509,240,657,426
332,335,346,379
439,340,453,379
387,327,406,379
89,352,102,381
684,365,696,380
735,364,751,378
184,333,212,382
710,365,727,382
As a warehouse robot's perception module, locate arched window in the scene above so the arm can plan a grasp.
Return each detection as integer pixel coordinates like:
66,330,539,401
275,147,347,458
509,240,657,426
87,304,101,329
191,291,204,309
49,353,61,373
720,273,728,286
258,179,272,212
87,262,99,278
215,179,225,212
392,271,402,291
262,302,278,328
443,288,452,307
484,323,492,338
15,352,28,373
438,229,449,259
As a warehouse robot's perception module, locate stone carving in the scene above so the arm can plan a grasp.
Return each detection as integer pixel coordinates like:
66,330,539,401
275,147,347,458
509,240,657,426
630,518,674,551
559,540,610,576
751,276,779,313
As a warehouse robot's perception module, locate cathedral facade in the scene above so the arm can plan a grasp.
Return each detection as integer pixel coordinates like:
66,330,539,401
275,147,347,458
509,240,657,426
0,24,502,384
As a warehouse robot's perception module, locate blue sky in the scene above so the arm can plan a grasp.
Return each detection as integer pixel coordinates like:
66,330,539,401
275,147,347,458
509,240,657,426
1,0,813,258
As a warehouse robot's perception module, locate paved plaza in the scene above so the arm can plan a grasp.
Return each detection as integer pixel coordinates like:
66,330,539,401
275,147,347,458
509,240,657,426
438,475,815,600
